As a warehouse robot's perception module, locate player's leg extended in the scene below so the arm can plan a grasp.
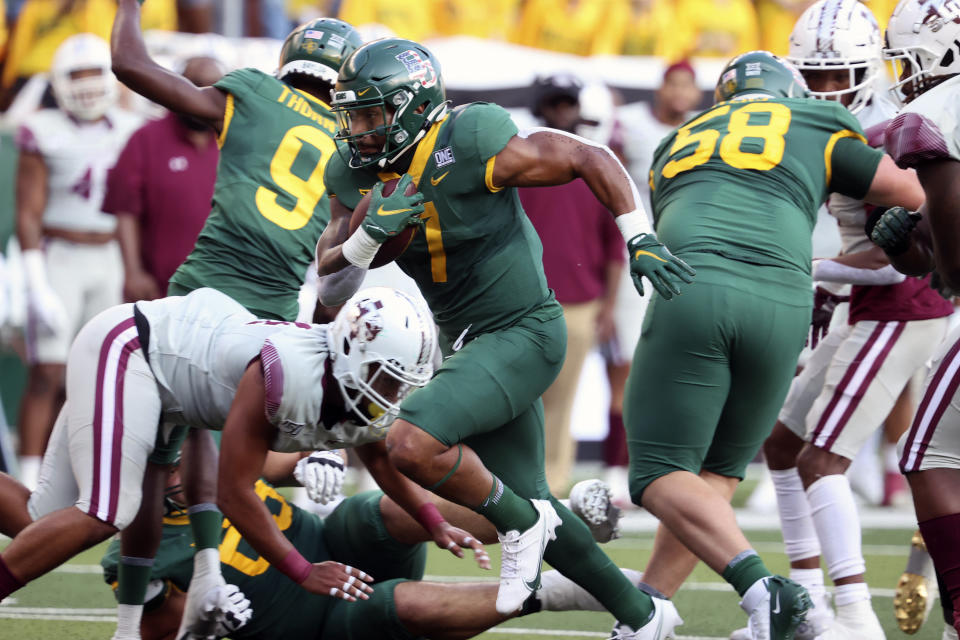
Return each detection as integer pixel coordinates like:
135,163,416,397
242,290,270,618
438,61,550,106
629,274,810,635
797,317,947,638
2,305,160,599
899,327,960,633
0,473,32,536
16,363,66,489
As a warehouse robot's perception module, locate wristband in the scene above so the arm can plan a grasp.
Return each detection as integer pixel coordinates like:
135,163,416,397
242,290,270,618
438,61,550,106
276,548,312,584
614,209,653,244
340,227,380,269
415,503,446,532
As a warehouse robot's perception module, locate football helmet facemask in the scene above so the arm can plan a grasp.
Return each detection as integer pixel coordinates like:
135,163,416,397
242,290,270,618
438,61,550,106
787,0,882,113
277,18,363,86
331,38,449,168
883,0,960,104
50,33,117,121
715,50,811,103
328,287,436,432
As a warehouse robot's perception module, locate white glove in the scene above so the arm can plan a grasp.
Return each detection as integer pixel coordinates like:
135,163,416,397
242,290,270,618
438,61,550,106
180,584,253,640
21,249,67,337
293,450,345,505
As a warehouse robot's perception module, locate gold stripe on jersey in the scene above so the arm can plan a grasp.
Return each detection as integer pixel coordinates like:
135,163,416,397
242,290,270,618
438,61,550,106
406,114,450,188
824,129,866,188
218,93,235,149
485,156,504,193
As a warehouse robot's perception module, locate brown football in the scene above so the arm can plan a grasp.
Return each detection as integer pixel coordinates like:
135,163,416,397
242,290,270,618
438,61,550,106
348,177,418,268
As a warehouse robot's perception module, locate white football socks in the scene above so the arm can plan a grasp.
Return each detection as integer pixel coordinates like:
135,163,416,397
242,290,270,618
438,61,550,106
807,474,866,581
771,467,821,562
112,604,143,640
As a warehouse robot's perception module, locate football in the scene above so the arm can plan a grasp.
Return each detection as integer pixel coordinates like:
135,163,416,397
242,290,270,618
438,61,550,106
349,177,419,268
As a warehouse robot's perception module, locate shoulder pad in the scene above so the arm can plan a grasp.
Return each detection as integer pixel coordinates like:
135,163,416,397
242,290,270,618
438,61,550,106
884,112,951,169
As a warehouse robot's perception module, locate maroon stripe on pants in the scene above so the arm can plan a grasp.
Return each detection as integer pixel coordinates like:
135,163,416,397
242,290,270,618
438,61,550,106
811,322,891,445
821,322,905,451
902,337,960,472
107,337,141,524
88,317,136,520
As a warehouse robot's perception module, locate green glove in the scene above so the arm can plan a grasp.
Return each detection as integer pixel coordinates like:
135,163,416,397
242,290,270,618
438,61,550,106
361,174,425,244
870,206,921,256
627,233,696,300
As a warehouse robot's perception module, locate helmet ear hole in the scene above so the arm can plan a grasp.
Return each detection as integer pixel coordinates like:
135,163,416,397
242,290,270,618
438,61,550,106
342,337,351,356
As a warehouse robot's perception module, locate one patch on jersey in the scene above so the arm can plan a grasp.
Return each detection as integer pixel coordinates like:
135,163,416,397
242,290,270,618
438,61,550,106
433,147,455,167
395,50,438,89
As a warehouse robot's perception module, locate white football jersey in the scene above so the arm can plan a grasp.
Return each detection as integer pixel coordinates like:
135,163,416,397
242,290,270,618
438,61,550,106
17,108,141,233
826,95,899,254
885,74,960,167
136,288,377,452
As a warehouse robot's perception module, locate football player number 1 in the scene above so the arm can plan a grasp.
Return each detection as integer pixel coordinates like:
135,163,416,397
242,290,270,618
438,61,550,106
661,103,792,178
255,125,337,230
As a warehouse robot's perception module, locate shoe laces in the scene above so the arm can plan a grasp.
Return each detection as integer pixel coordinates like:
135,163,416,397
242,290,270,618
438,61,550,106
498,530,523,578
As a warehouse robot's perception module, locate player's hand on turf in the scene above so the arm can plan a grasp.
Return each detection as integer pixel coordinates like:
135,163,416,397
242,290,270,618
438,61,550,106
293,450,345,505
808,286,846,350
302,561,374,601
626,233,696,300
430,522,491,570
362,174,425,243
870,206,921,256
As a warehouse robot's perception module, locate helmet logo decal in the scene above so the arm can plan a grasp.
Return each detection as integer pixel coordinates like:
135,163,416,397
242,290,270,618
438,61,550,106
349,298,385,342
395,50,438,89
302,41,319,54
745,62,763,76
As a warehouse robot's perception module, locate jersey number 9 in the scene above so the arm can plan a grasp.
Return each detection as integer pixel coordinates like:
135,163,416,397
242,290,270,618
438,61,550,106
255,125,337,230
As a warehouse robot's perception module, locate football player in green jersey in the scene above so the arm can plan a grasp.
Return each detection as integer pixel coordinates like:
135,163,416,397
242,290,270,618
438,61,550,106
625,51,923,639
110,3,362,638
316,38,695,638
101,460,639,640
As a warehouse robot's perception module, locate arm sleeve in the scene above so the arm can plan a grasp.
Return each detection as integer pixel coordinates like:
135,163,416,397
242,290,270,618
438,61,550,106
828,136,883,200
101,129,146,217
812,259,907,286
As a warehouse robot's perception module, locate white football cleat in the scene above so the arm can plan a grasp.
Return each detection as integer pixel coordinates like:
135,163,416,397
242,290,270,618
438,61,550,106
729,587,831,640
610,597,684,639
814,599,885,640
741,575,811,640
495,499,562,615
568,479,623,543
536,568,642,611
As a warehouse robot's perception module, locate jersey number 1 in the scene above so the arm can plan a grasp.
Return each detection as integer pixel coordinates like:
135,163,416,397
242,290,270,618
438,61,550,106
661,103,792,178
255,125,337,230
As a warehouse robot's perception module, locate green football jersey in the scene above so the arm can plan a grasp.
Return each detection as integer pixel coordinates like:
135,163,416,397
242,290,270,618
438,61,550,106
324,102,558,341
169,68,339,320
100,481,331,638
649,96,883,296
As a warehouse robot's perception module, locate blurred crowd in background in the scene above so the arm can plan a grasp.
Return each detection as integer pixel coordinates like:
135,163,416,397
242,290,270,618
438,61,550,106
0,0,901,102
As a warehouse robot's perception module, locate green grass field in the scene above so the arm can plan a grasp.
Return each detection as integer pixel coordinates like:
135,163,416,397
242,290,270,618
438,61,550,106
0,525,946,640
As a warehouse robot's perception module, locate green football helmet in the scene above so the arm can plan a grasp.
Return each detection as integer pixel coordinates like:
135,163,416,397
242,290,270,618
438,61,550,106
277,18,363,85
715,50,810,103
331,38,449,168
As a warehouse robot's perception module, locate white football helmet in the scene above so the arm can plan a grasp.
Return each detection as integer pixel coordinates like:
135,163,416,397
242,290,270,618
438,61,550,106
50,33,117,121
328,287,436,431
884,0,960,104
787,0,883,113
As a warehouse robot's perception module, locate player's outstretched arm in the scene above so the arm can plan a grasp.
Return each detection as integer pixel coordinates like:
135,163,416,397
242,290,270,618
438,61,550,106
111,0,226,130
356,441,490,569
219,363,374,600
918,159,960,290
492,129,695,300
862,155,926,211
